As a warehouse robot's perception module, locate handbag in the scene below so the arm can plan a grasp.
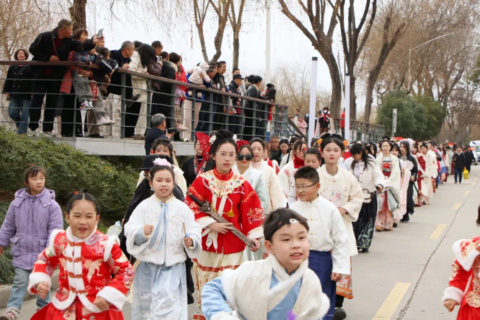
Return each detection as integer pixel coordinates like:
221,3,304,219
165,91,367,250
463,168,470,180
363,189,374,204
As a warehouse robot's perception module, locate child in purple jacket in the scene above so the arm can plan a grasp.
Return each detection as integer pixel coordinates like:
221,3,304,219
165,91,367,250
0,165,63,320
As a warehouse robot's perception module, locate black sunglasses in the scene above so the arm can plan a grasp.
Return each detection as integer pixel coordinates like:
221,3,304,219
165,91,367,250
237,154,253,161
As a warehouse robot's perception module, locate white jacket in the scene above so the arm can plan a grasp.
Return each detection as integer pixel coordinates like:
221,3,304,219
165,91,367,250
291,196,350,274
124,195,202,266
347,159,384,193
129,50,147,102
255,160,286,212
137,167,187,195
376,153,401,192
317,166,363,256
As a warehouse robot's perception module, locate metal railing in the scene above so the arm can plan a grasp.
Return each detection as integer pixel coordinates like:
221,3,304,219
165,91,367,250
0,60,290,143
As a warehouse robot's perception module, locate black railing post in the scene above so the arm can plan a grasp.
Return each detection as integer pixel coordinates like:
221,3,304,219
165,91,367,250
146,79,152,130
120,73,126,139
208,91,214,134
169,79,176,132
73,66,78,137
191,88,197,141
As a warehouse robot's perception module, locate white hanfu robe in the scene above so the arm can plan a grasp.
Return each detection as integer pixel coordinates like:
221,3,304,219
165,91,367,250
125,195,202,320
252,160,286,212
201,255,330,320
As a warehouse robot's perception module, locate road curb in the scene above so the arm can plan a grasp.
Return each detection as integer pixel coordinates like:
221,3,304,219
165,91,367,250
0,271,59,308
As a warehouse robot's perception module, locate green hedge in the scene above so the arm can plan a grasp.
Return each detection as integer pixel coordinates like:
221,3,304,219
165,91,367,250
0,202,15,285
0,127,137,223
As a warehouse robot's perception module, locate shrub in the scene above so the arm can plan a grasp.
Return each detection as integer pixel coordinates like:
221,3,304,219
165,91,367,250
0,202,15,285
0,127,137,222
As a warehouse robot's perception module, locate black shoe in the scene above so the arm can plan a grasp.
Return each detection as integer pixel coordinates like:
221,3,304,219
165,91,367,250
360,248,369,253
125,93,141,109
88,134,104,138
333,307,347,320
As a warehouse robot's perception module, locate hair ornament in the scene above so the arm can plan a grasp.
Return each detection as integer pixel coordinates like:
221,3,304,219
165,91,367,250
232,134,238,143
153,158,172,167
209,134,217,145
289,219,299,224
317,138,323,145
343,140,349,147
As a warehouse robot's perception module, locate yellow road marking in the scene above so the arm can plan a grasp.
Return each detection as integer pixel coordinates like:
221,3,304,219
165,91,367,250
372,283,411,320
465,191,471,196
452,203,462,210
429,224,447,239
472,183,476,186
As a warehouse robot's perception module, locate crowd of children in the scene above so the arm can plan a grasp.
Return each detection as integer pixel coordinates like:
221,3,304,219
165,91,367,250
0,129,478,320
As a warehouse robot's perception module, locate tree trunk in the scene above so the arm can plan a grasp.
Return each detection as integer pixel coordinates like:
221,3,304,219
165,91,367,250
323,50,342,118
209,0,230,63
349,73,357,120
233,32,240,69
197,24,209,62
69,0,87,31
364,68,381,122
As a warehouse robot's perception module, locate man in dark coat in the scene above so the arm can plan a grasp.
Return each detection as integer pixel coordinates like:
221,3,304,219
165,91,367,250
227,74,244,134
243,75,262,141
465,146,475,173
452,146,466,184
212,61,228,131
28,19,98,136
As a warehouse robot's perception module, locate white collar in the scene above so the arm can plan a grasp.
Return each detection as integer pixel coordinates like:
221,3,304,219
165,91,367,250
66,226,97,243
151,194,175,204
320,165,342,181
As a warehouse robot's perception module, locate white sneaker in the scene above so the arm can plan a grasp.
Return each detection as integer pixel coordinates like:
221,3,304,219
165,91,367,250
97,117,112,125
80,101,89,109
88,101,95,109
28,129,37,137
39,131,54,137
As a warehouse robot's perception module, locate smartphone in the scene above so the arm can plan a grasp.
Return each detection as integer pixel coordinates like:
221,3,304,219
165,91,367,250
97,28,103,38
167,128,178,134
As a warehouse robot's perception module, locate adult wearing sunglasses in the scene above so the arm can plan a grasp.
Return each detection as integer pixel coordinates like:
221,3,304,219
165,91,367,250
233,141,270,262
278,139,308,198
233,142,270,213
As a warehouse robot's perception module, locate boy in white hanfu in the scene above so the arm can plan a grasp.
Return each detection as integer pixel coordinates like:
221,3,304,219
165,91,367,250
290,166,350,320
201,208,330,320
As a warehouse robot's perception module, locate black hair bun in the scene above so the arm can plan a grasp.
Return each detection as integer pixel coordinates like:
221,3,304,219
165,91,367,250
215,129,233,140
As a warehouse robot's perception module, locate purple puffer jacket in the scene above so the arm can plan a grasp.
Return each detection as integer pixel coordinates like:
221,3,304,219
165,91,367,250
0,188,64,270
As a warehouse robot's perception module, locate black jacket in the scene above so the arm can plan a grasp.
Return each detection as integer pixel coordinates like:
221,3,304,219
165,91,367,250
92,55,115,85
465,151,475,165
452,152,466,169
108,50,132,95
228,80,241,110
244,85,259,116
144,127,166,155
156,60,177,107
29,28,95,78
2,65,32,100
270,149,282,163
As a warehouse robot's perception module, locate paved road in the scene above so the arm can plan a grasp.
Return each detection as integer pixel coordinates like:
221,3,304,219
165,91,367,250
3,166,480,319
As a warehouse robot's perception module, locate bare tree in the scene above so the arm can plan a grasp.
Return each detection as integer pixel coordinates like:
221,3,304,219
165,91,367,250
228,0,246,69
277,0,343,117
193,0,210,62
209,0,231,63
69,0,87,30
329,0,377,119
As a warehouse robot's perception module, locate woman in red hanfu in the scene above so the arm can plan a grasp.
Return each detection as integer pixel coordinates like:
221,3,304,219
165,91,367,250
443,205,480,320
28,192,133,320
185,129,264,320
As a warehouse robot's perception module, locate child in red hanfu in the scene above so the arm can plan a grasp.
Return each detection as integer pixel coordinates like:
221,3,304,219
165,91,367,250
443,205,480,320
28,191,134,320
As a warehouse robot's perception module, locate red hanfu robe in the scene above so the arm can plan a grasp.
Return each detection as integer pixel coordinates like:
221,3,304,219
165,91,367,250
28,228,133,320
443,237,480,320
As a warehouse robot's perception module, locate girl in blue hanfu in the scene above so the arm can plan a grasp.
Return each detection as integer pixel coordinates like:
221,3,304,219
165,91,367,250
125,158,202,319
201,208,330,320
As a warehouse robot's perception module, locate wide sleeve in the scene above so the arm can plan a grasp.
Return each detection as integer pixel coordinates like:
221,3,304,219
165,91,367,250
330,207,351,275
239,181,264,240
255,177,271,214
341,173,363,223
185,176,216,229
182,204,202,259
0,203,17,247
28,233,61,294
442,259,470,304
47,201,64,239
268,168,287,212
124,204,153,256
201,278,236,320
174,167,188,195
96,241,134,311
277,165,291,198
371,161,385,188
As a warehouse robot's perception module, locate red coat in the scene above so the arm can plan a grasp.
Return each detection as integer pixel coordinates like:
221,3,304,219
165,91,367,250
28,229,133,320
340,111,346,128
185,168,264,254
443,237,480,320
